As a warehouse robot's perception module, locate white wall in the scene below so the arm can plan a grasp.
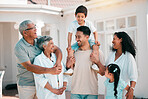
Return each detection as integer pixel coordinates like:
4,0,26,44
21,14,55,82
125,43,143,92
0,0,27,4
0,22,18,88
60,0,148,98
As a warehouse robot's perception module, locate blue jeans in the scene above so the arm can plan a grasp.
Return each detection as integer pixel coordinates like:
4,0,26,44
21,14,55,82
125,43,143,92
71,39,95,51
71,94,98,99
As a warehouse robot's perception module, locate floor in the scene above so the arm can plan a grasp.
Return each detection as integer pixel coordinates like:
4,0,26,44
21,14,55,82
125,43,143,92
1,89,104,99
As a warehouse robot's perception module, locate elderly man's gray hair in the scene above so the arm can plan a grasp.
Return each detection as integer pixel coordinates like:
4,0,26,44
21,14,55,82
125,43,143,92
37,36,53,51
19,20,33,35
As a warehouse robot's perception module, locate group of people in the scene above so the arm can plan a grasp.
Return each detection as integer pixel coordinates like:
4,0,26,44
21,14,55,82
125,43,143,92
14,5,138,99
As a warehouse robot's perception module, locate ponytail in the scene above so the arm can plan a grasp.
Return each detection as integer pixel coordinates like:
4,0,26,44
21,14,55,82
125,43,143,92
107,64,120,98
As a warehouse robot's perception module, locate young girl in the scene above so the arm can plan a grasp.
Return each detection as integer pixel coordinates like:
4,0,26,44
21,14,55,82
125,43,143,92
104,64,130,99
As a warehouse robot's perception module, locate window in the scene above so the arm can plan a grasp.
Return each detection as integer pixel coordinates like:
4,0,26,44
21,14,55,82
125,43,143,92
96,15,137,59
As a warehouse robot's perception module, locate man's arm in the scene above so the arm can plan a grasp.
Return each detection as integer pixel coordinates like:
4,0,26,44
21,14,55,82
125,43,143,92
53,45,62,67
90,52,105,76
21,61,62,74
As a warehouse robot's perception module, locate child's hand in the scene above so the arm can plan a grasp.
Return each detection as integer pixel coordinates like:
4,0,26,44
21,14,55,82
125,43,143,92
95,41,100,46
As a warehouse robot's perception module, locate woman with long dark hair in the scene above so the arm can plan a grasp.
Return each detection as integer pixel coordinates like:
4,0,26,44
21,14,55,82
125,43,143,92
90,31,138,99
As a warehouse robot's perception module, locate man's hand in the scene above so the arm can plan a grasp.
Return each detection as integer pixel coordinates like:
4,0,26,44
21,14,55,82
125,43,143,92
90,53,99,64
50,66,62,75
66,56,75,69
95,41,100,46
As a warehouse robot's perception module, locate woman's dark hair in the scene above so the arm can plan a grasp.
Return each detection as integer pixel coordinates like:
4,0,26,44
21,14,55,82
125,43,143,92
107,64,120,98
75,5,87,17
112,31,136,58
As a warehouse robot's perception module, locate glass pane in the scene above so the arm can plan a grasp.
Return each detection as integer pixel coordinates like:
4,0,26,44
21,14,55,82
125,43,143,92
126,30,136,44
106,20,114,31
98,34,105,50
97,22,104,32
116,18,126,29
128,16,137,27
106,33,114,57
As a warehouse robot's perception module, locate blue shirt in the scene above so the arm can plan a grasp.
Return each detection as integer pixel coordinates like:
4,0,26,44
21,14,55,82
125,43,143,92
104,78,127,99
14,37,41,86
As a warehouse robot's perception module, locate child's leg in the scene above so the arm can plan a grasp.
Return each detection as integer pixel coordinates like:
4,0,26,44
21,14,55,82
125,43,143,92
71,42,79,52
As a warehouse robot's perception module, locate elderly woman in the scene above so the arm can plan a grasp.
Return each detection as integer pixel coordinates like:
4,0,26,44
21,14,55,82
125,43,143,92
90,31,138,99
33,36,67,99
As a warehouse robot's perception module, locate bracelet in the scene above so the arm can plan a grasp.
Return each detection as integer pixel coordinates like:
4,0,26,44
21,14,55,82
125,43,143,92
130,87,135,91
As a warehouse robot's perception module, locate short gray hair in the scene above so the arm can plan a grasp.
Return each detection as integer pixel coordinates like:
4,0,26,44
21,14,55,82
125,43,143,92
19,20,33,35
37,36,53,51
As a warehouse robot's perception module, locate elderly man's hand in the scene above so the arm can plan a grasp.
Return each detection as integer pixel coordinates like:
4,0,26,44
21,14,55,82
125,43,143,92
90,52,99,64
50,65,62,75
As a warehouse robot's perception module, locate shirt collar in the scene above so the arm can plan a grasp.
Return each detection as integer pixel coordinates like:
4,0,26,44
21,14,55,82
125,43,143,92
22,38,37,47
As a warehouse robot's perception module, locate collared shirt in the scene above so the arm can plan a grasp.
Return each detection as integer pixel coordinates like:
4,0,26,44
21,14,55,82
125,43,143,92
33,52,67,99
14,37,41,86
106,51,138,83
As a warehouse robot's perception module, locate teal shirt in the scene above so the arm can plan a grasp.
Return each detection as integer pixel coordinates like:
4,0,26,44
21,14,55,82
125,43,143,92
104,78,127,99
14,38,41,86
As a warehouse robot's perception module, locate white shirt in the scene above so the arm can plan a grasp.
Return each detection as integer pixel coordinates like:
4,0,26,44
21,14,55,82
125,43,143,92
68,20,96,42
106,51,138,83
33,52,67,99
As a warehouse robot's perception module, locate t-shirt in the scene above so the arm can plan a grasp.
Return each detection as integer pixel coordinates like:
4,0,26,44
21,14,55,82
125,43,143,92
71,49,105,95
104,78,128,99
68,20,96,43
14,37,41,86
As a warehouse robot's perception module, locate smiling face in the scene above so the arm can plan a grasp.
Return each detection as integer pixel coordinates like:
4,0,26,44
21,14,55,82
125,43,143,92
23,23,37,39
43,40,54,53
112,35,122,50
75,31,88,47
75,13,86,25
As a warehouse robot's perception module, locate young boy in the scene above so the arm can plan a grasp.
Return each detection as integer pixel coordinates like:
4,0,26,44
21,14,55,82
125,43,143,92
64,5,100,75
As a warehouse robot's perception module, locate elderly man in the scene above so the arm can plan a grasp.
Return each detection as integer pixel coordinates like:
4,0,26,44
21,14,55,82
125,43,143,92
14,20,62,99
66,26,105,99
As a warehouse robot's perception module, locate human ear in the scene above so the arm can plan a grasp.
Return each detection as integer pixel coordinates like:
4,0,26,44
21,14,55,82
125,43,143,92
23,31,27,36
43,45,46,50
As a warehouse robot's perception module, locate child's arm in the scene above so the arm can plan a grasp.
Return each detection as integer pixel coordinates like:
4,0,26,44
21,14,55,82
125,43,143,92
93,31,100,46
68,32,73,48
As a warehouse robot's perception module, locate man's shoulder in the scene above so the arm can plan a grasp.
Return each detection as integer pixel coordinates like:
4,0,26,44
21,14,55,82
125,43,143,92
14,38,24,49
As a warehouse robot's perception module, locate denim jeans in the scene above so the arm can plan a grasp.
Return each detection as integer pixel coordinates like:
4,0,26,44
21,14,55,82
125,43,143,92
71,93,98,99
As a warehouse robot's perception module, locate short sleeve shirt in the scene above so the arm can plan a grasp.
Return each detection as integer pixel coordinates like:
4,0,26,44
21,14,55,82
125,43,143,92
14,37,42,86
104,78,127,99
68,20,96,41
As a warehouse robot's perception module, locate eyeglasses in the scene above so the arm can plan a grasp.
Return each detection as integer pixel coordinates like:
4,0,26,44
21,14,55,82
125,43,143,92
25,25,36,31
